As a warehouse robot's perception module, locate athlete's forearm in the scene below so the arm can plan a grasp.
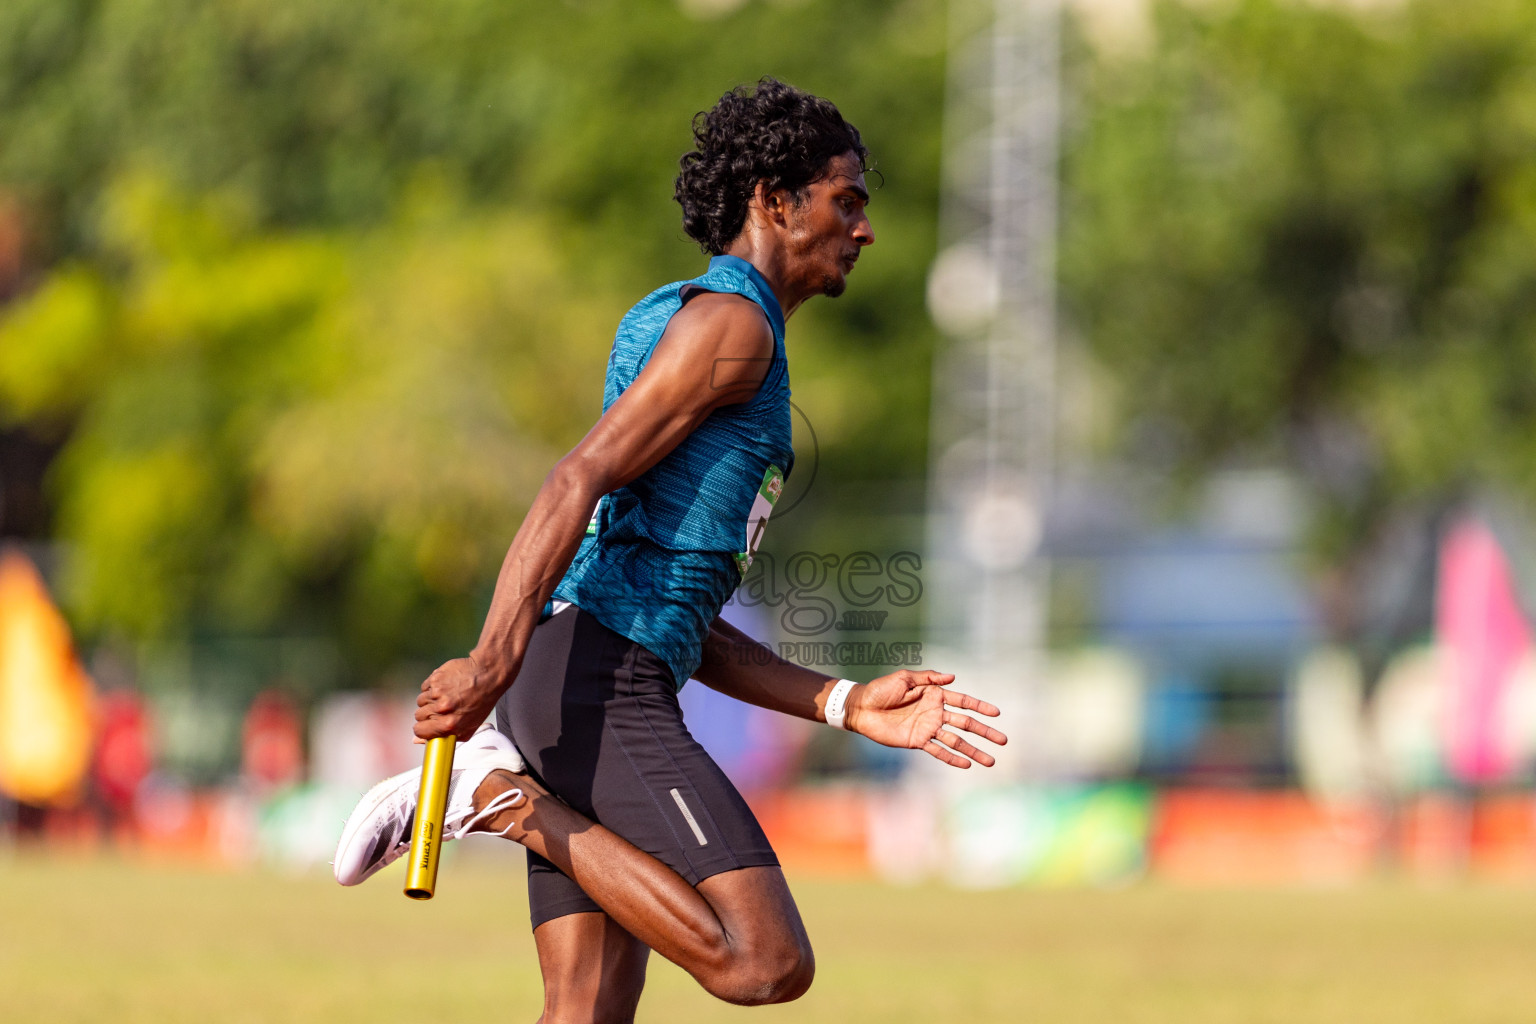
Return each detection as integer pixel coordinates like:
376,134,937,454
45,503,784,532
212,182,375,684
470,457,602,688
694,616,855,724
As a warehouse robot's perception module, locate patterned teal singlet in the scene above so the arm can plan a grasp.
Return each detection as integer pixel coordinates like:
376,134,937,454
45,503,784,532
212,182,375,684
553,255,794,687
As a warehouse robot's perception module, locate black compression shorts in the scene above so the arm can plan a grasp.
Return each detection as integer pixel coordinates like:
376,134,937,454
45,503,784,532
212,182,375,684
495,605,780,930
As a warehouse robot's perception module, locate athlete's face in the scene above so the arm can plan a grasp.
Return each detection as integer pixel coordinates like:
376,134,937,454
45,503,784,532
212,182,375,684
784,151,874,299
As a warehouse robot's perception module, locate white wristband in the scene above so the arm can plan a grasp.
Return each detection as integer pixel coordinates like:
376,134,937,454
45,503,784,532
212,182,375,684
824,679,859,730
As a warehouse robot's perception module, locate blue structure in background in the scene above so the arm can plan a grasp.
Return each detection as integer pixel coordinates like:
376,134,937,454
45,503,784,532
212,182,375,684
1140,670,1211,773
1050,472,1320,785
1099,530,1314,784
1097,531,1314,660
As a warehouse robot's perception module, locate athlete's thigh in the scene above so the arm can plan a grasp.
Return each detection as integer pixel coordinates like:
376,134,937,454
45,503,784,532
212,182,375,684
697,864,813,964
502,608,779,888
533,911,649,1024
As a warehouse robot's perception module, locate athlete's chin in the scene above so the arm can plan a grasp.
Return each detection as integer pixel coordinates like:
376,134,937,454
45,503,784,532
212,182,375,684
820,272,847,299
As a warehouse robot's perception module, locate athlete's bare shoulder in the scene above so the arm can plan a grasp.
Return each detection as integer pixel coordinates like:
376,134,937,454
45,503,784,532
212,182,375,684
669,290,773,352
655,289,774,405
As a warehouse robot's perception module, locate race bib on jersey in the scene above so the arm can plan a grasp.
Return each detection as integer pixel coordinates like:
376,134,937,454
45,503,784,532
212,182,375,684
734,464,784,576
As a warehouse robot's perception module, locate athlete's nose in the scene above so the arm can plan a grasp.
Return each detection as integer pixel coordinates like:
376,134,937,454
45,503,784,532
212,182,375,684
853,214,874,247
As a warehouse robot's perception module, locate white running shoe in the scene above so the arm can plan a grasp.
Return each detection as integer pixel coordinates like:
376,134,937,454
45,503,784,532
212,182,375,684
332,728,527,887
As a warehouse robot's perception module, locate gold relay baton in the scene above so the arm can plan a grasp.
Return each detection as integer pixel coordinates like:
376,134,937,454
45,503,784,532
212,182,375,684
404,734,456,900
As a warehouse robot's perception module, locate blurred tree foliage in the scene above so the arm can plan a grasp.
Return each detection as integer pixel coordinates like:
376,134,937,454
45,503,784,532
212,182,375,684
1062,0,1536,634
0,0,946,675
18,0,1530,671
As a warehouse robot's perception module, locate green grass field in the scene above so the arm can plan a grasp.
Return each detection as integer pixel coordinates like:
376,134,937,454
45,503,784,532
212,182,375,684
5,848,1536,1023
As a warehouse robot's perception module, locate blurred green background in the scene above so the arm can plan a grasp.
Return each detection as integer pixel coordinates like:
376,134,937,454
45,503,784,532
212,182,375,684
0,0,950,682
8,0,1536,683
10,0,1536,1020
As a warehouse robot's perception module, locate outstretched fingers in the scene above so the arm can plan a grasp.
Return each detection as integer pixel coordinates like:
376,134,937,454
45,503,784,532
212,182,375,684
940,687,1002,719
944,710,1008,748
895,670,1007,768
935,728,996,768
916,707,1008,768
922,738,972,768
914,670,1001,718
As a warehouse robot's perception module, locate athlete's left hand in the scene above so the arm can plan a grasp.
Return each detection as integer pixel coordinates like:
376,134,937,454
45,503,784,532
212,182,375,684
845,670,1007,768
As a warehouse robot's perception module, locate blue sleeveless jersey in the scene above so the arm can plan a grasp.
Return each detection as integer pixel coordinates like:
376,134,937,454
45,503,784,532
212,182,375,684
553,255,795,687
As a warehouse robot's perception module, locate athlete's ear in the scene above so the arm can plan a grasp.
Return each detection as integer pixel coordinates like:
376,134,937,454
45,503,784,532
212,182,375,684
753,181,793,228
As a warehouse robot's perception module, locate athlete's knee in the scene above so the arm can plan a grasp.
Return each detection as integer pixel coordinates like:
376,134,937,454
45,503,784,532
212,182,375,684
704,940,815,1006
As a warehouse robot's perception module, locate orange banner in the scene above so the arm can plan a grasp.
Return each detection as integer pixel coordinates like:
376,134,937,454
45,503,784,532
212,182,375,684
0,548,95,806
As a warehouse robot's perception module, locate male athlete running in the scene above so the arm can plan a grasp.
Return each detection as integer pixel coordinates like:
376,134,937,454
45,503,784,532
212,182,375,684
334,78,1007,1021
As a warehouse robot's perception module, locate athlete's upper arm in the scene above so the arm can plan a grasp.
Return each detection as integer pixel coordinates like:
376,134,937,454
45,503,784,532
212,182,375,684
561,292,774,493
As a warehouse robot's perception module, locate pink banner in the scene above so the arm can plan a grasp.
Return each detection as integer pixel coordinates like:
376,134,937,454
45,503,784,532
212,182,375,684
1437,518,1531,784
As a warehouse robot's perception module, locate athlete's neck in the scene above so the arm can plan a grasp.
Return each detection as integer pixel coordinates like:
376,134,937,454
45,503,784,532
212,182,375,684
721,241,807,322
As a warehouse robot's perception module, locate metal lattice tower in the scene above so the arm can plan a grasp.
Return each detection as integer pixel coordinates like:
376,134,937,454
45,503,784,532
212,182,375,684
926,0,1060,759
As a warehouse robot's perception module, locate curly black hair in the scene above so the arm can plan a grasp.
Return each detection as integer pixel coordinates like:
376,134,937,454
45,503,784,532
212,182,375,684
675,77,868,256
